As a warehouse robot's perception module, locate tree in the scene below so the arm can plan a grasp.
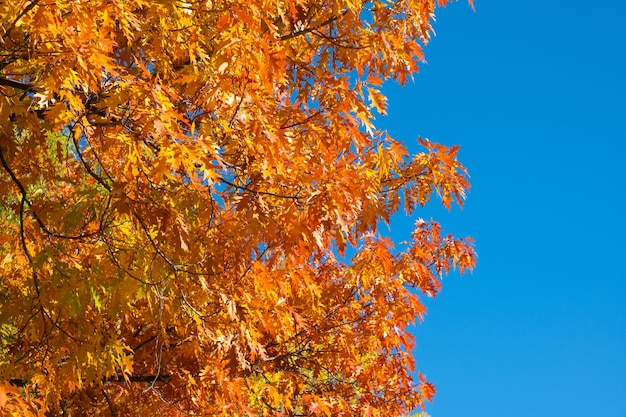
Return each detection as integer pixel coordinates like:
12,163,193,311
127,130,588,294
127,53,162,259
0,0,475,415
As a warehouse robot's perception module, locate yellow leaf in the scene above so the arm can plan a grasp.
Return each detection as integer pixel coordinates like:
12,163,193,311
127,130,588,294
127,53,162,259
367,87,388,115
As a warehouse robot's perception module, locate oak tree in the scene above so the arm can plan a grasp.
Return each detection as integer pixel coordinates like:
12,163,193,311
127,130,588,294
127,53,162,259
0,0,475,415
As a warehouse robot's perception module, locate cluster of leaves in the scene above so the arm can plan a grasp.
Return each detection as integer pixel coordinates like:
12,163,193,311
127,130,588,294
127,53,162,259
0,0,474,415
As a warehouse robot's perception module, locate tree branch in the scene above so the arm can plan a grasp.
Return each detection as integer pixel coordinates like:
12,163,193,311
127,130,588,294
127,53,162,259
102,390,118,417
71,128,112,191
0,76,34,92
2,1,40,42
220,177,301,200
0,145,100,241
9,374,172,388
279,11,347,41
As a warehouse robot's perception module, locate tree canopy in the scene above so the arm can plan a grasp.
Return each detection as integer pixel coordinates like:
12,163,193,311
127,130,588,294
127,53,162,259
0,0,475,415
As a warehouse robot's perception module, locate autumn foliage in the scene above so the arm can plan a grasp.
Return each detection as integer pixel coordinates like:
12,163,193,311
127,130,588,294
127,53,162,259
0,0,475,415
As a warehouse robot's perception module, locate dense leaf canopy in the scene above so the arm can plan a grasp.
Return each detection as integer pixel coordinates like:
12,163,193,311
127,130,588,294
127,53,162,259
0,0,474,415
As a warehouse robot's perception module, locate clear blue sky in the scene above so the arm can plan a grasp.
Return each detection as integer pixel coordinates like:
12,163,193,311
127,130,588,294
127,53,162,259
378,1,626,416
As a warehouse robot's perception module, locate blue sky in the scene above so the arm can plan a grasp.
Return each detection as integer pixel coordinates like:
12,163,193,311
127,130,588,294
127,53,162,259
377,1,626,416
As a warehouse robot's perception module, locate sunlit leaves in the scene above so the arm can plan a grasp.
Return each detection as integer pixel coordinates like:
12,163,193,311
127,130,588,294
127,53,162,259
0,0,474,415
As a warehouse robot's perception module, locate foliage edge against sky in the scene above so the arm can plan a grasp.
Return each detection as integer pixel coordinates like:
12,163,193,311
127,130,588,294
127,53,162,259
0,0,474,415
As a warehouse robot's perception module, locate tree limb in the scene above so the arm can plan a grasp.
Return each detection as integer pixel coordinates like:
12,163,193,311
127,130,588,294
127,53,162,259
0,76,34,92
